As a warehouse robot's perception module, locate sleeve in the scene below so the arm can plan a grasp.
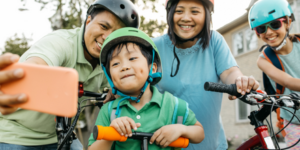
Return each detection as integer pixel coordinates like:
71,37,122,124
88,103,111,146
211,31,238,76
183,107,197,126
19,33,71,67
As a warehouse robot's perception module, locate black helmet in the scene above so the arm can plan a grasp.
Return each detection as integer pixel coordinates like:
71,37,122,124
87,0,139,28
82,0,140,61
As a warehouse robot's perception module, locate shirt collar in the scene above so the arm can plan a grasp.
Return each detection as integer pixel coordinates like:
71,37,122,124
111,86,163,109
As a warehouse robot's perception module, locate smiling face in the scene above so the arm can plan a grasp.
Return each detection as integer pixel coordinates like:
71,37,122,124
173,0,206,40
258,19,291,47
109,43,157,96
84,10,125,59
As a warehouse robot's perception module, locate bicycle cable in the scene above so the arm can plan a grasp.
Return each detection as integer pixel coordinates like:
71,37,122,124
269,102,280,149
255,103,300,150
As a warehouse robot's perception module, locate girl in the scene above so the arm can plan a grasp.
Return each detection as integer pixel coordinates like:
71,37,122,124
249,0,300,149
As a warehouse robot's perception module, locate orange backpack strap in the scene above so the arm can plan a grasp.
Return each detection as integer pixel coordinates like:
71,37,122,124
297,36,300,42
262,47,286,137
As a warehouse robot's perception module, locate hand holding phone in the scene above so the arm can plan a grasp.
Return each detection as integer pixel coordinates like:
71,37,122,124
0,63,78,117
0,53,27,115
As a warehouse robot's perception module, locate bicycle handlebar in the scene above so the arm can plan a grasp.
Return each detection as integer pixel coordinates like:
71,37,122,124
93,125,189,148
204,82,242,97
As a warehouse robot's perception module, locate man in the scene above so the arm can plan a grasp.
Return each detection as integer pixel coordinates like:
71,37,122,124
0,0,139,149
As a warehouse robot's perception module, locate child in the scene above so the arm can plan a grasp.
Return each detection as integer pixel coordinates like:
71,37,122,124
249,0,300,149
87,27,204,150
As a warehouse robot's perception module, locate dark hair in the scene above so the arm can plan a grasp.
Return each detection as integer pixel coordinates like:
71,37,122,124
104,42,158,78
167,0,212,50
90,8,105,20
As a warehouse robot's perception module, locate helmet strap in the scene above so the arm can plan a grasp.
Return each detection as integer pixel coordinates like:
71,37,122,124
101,49,161,117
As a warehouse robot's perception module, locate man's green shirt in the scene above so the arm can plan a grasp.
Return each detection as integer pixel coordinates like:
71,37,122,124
88,86,197,150
0,26,109,145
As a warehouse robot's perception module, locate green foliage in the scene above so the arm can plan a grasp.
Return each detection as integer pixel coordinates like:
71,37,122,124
21,0,167,36
21,0,88,30
140,16,167,38
138,0,167,37
3,34,31,56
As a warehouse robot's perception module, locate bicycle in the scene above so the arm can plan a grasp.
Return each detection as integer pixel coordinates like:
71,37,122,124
204,82,300,150
56,82,107,150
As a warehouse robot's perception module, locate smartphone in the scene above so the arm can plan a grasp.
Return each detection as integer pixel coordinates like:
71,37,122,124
0,63,78,117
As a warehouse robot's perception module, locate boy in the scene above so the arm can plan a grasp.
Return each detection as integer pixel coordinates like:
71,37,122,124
88,27,204,150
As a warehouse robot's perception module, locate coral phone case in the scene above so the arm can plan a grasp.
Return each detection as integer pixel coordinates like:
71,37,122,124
0,63,78,117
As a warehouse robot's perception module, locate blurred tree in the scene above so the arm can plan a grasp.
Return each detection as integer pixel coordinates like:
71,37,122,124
3,34,31,56
20,0,89,30
138,0,167,37
20,0,167,36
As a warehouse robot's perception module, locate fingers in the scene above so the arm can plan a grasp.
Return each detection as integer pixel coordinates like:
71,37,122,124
150,129,161,144
236,76,260,95
240,76,248,95
228,95,237,100
247,76,255,92
0,68,24,84
235,76,242,94
0,93,27,115
0,93,27,105
103,93,112,104
103,89,117,104
110,117,138,137
0,53,19,69
0,105,19,115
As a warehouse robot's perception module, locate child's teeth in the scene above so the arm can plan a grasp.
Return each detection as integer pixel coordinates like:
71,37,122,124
269,37,276,40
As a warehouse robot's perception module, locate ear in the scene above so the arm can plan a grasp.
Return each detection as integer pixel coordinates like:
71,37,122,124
86,15,92,26
150,62,158,74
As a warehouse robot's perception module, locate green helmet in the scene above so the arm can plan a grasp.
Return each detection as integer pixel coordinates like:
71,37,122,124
100,27,162,85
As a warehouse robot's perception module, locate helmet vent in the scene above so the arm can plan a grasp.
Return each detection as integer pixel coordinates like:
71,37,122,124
120,4,125,9
131,14,136,20
269,10,276,15
251,19,255,22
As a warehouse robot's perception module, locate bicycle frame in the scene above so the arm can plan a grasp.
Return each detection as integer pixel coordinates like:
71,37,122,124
56,82,107,150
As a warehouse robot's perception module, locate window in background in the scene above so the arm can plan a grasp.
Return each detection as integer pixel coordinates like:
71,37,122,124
232,27,257,56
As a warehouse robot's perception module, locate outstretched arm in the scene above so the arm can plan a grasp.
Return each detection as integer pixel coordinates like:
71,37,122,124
257,57,300,91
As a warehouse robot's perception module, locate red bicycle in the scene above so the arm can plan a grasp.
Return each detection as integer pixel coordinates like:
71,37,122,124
204,82,300,150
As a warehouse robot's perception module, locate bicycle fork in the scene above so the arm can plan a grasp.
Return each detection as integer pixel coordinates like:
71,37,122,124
237,111,275,150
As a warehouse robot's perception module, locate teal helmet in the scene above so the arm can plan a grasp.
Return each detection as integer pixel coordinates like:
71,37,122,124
248,0,294,30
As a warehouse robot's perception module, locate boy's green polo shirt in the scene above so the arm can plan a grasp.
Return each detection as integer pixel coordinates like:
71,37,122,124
88,86,197,150
0,26,109,145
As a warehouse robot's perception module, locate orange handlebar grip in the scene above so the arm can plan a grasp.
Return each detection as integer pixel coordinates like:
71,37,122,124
168,137,189,148
93,125,127,142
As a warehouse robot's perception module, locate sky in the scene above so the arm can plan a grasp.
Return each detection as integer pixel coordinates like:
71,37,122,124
0,0,252,53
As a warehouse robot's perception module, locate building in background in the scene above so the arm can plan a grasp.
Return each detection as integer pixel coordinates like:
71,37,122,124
218,0,300,148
